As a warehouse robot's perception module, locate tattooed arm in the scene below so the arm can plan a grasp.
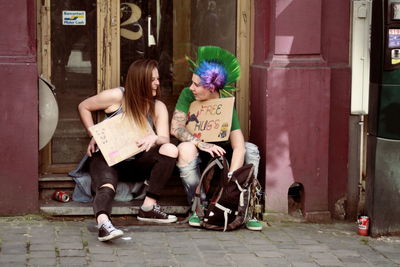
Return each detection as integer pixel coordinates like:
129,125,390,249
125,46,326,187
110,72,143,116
170,109,201,144
171,109,225,157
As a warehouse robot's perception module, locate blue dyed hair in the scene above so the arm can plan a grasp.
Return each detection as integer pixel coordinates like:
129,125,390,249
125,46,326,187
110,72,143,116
194,61,227,92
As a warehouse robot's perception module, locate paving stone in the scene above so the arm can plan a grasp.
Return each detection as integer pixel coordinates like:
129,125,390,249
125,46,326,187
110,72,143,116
120,264,145,267
178,262,207,267
1,243,27,254
254,250,284,258
145,258,178,266
365,260,400,267
214,232,241,241
204,256,233,266
227,253,266,266
331,249,361,258
57,236,83,243
224,246,252,253
314,258,344,266
89,262,119,267
116,249,143,256
196,243,225,252
167,239,196,248
29,243,56,251
175,253,205,262
170,246,196,255
28,257,57,266
118,255,146,264
293,239,320,245
310,252,340,260
57,242,84,250
249,256,286,267
144,251,173,260
302,244,331,252
88,254,117,262
29,251,56,258
188,231,216,239
59,256,88,265
0,254,27,263
87,245,115,254
263,231,293,242
59,249,86,257
0,263,26,267
0,235,27,242
291,262,319,267
275,242,303,249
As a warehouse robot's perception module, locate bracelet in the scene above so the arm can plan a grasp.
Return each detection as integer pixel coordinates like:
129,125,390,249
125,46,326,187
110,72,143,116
195,141,202,148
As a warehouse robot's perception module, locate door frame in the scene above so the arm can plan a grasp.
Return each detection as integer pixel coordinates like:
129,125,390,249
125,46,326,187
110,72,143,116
37,0,252,174
38,0,120,174
236,0,253,140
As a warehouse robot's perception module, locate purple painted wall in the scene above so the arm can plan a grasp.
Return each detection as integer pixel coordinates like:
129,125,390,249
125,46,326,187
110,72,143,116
250,0,350,220
0,1,38,215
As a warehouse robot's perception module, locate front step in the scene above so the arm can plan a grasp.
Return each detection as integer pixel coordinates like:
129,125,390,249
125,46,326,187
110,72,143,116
39,175,190,216
39,199,190,216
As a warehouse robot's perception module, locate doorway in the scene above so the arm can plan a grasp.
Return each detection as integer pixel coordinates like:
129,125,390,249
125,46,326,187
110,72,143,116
38,0,250,175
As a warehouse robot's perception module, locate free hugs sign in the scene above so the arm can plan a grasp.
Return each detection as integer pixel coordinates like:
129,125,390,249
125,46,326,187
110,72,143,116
186,97,234,142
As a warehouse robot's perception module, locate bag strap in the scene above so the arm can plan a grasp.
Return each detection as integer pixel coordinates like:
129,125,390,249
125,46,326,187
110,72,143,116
192,156,229,217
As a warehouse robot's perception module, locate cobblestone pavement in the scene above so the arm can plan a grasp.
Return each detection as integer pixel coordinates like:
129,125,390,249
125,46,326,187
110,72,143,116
0,216,399,267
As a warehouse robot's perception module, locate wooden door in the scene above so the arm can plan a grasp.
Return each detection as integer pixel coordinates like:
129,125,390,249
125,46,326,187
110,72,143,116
38,0,250,174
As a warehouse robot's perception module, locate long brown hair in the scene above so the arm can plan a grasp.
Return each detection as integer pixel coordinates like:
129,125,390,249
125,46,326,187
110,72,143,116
123,59,159,129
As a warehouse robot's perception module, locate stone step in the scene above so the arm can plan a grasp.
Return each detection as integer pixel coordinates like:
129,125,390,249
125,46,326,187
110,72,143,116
39,175,189,216
39,199,190,216
39,175,187,199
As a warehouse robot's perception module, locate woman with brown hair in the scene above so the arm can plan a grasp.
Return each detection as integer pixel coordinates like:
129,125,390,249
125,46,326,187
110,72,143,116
78,59,178,242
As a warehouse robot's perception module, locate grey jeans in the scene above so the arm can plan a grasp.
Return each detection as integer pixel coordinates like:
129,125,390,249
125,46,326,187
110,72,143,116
177,142,260,204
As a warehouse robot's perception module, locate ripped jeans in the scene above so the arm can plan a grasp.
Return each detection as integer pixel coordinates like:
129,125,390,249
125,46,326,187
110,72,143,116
177,142,260,204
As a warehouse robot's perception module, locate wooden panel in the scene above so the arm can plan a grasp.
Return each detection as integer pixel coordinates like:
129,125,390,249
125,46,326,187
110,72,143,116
97,0,120,91
38,0,52,174
236,0,252,140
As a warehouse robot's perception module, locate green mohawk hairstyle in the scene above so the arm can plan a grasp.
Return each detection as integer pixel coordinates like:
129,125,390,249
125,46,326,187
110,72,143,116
186,46,240,97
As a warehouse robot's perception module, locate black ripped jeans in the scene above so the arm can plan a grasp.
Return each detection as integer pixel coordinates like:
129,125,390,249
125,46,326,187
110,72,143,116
89,145,176,219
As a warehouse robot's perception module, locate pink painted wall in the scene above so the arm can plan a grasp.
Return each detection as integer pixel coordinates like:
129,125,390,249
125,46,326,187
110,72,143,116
0,1,38,215
275,0,321,54
321,0,351,216
264,67,330,214
250,0,350,219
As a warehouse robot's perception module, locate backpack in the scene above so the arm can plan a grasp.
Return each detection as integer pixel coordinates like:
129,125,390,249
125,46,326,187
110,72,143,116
191,156,256,231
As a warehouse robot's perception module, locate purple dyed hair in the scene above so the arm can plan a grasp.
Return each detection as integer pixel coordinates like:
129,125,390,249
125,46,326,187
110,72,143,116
194,61,227,92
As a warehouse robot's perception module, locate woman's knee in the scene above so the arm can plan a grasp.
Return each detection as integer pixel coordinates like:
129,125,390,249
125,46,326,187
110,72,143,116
177,142,198,164
159,143,178,158
99,183,115,192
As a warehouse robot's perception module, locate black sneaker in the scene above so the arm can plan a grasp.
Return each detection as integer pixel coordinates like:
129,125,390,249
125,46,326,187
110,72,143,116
137,204,178,223
98,220,124,242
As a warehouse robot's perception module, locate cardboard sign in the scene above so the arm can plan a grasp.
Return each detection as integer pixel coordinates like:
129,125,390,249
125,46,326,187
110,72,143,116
186,97,235,142
89,113,154,166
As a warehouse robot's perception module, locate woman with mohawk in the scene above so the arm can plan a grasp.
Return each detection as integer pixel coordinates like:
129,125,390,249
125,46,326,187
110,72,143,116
170,46,262,230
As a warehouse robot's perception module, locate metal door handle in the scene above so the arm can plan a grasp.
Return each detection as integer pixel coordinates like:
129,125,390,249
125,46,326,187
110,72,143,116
148,16,156,47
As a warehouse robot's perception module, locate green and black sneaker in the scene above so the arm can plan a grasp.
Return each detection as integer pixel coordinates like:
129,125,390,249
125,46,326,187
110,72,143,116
188,212,201,227
245,219,263,231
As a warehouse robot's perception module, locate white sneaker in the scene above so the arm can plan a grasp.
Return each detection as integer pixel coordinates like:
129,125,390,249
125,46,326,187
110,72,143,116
98,220,124,241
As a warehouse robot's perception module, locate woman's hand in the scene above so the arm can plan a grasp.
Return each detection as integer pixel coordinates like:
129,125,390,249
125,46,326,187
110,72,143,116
136,134,158,152
197,142,226,157
87,137,97,157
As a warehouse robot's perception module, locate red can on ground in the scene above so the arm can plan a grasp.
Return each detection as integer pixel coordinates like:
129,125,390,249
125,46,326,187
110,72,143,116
53,190,70,203
357,215,369,235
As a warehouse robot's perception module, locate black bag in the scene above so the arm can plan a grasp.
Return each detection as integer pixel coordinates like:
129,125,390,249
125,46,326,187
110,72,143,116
192,156,256,231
